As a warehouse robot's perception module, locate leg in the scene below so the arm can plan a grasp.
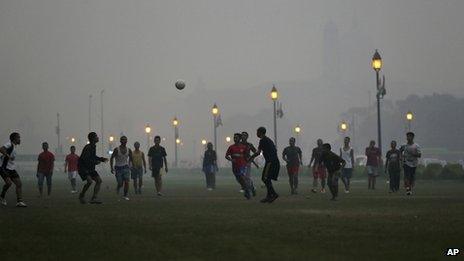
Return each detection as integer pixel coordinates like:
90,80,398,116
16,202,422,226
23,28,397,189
1,177,12,199
368,175,372,189
211,171,216,189
287,169,294,193
139,174,143,193
46,174,52,196
389,171,394,192
341,170,348,191
92,175,102,200
71,178,77,191
154,173,162,193
294,172,299,191
115,172,123,194
11,177,23,202
37,173,44,197
372,176,376,190
327,172,335,198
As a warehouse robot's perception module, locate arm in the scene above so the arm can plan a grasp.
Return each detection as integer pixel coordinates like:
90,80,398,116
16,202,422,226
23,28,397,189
298,149,303,165
248,148,262,163
128,149,133,168
51,156,55,174
282,150,288,163
110,148,116,174
142,152,147,173
0,146,8,158
350,149,355,168
163,157,168,172
384,153,390,173
64,158,68,173
37,155,40,173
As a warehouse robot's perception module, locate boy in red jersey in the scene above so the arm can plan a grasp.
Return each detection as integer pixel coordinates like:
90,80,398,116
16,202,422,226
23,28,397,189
65,146,79,193
226,133,251,199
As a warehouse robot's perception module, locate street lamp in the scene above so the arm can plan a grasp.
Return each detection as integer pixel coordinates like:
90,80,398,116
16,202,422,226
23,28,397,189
212,103,219,152
108,135,114,155
372,49,384,155
294,125,301,145
270,85,278,147
226,136,231,143
70,137,76,144
406,111,414,131
145,124,151,151
340,122,348,132
201,139,207,145
173,117,179,167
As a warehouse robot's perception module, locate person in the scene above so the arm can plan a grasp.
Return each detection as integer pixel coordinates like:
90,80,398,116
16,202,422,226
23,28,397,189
0,132,27,207
339,137,354,193
365,140,381,190
249,127,280,203
36,142,55,197
65,146,79,193
110,136,132,200
241,131,259,196
309,139,327,193
282,137,302,195
131,142,146,194
226,133,251,199
400,132,421,195
319,143,346,201
78,132,108,204
385,140,402,193
148,136,168,196
202,142,217,190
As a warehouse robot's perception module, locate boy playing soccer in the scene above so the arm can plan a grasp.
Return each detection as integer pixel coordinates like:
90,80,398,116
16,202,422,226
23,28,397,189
226,133,251,199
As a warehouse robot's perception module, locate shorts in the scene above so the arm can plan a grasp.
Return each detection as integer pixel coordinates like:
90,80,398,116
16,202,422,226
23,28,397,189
341,168,353,179
233,166,247,178
313,165,327,179
152,167,162,178
131,167,143,179
262,161,280,181
37,172,52,186
115,166,131,183
78,169,100,181
366,166,379,176
68,171,78,180
287,165,299,175
0,169,20,180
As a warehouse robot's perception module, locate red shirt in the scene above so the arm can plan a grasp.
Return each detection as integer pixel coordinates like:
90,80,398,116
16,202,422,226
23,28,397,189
38,151,55,174
365,147,381,167
226,143,248,170
65,153,79,172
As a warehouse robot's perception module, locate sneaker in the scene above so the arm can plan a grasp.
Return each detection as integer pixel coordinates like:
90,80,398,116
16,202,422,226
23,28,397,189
71,190,78,194
260,197,270,203
345,190,350,194
79,196,86,204
239,189,245,193
90,198,102,204
311,189,317,193
16,201,27,207
207,188,213,191
267,194,279,203
122,196,130,201
1,197,7,206
157,192,163,197
320,188,326,194
406,191,412,196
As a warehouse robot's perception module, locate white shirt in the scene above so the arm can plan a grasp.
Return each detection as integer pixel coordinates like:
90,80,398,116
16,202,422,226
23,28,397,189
402,143,421,168
1,142,16,170
340,147,353,169
113,146,131,167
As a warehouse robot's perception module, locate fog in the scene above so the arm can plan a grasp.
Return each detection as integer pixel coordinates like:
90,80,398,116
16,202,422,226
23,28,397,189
1,0,463,163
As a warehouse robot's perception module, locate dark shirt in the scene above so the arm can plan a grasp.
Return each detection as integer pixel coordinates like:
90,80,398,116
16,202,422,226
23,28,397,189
258,136,279,163
312,147,324,166
366,147,381,167
386,149,401,172
78,144,105,172
203,149,217,167
320,151,345,173
282,146,302,167
148,145,167,169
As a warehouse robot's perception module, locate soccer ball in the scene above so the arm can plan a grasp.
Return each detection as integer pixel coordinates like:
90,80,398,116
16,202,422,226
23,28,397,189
175,80,186,90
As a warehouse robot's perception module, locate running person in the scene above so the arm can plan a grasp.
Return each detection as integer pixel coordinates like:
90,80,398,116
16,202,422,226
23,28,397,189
110,136,132,200
0,132,27,207
365,140,381,190
282,137,302,195
131,142,146,194
249,127,280,203
309,139,327,193
226,133,251,199
400,132,421,196
202,142,217,190
65,146,79,193
339,137,354,193
241,131,259,196
385,140,401,193
36,142,55,197
319,143,346,201
148,136,168,196
78,132,108,204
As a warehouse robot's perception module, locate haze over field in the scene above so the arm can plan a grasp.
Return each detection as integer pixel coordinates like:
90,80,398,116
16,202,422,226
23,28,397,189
1,0,463,161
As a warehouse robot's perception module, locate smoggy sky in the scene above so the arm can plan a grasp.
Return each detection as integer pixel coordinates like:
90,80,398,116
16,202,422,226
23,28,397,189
1,0,463,159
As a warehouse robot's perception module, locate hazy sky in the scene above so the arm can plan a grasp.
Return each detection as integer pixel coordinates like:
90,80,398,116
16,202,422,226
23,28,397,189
1,0,463,159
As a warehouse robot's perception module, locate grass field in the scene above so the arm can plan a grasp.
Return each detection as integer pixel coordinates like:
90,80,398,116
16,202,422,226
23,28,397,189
0,168,463,261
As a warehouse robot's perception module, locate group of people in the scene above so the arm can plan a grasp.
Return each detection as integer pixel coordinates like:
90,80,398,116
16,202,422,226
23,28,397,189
0,127,421,207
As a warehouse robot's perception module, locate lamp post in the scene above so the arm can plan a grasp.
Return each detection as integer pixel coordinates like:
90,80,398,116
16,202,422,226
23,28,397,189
173,117,179,167
270,85,278,147
109,135,114,154
294,125,301,145
212,104,219,151
372,49,384,155
145,124,151,152
406,111,414,131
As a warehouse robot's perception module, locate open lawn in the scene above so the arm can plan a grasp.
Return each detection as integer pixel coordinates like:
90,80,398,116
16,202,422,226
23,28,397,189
0,169,463,261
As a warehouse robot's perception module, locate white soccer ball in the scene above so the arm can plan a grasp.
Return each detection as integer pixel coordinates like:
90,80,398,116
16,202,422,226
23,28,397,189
175,80,186,90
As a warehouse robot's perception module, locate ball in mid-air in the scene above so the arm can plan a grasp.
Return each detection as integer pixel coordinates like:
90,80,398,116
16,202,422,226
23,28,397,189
175,80,186,90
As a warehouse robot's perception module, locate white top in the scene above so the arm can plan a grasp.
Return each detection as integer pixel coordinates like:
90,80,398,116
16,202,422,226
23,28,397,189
114,146,131,167
340,146,353,169
402,143,421,168
1,142,16,170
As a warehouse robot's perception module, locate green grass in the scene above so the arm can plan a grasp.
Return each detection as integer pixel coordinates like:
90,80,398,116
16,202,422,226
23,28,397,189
0,169,463,261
